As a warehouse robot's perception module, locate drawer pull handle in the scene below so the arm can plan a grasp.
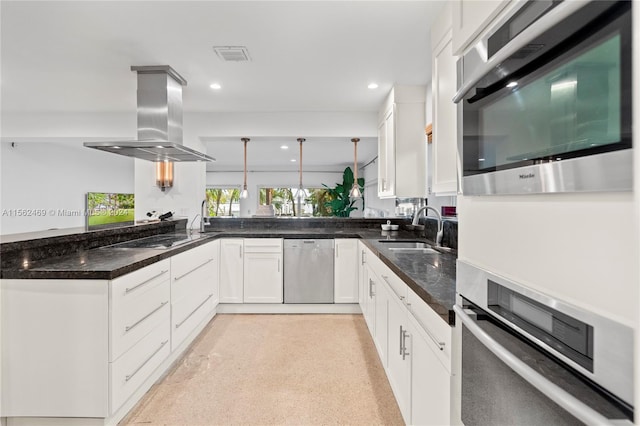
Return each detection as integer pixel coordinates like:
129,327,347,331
125,339,168,382
411,312,445,351
381,275,405,302
402,328,410,360
361,250,366,265
175,294,213,329
174,259,214,282
125,270,168,293
125,301,168,333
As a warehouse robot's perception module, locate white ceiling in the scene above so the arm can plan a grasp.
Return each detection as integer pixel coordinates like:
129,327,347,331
1,1,444,168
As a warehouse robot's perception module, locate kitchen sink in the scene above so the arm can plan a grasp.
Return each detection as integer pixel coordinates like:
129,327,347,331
377,240,438,254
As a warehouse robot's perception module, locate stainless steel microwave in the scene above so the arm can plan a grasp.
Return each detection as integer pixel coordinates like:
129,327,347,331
454,0,632,195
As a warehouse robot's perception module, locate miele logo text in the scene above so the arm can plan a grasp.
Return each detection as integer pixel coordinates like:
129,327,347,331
519,173,535,179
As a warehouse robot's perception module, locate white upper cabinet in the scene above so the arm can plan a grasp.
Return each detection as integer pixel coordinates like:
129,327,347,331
451,0,510,55
431,3,459,196
377,86,427,199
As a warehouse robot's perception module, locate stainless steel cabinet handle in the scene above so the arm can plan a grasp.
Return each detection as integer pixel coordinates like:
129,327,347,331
453,305,612,425
410,311,445,351
400,325,404,356
336,244,339,258
278,258,280,272
381,275,405,302
175,294,213,329
361,250,366,265
125,339,168,382
125,301,168,333
368,278,375,297
125,270,168,293
239,245,242,258
402,328,410,360
173,258,214,282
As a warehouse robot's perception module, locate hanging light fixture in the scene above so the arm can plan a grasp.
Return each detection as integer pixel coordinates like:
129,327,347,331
294,138,305,214
240,138,250,199
349,138,362,198
156,160,174,191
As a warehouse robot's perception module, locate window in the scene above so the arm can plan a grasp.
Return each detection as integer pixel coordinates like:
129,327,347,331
205,188,240,217
259,187,332,217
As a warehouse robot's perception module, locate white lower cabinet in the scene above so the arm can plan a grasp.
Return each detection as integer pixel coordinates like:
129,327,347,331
1,240,219,424
387,287,411,422
243,239,283,303
361,244,453,426
408,314,451,426
334,239,359,303
219,238,244,303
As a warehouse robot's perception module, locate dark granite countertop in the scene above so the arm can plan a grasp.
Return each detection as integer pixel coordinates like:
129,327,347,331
1,220,456,325
361,239,456,325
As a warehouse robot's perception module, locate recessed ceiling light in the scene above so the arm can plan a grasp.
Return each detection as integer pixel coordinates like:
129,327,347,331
368,83,379,89
506,81,518,88
290,159,296,162
281,145,289,150
156,145,165,149
210,83,222,90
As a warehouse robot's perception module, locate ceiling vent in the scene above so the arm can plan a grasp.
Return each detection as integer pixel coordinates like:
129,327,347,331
213,46,251,62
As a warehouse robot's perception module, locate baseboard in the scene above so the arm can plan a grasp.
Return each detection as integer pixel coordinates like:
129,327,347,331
217,303,362,314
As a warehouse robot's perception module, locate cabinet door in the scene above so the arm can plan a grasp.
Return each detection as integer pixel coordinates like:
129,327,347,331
432,24,458,196
378,107,396,198
373,272,388,368
358,242,367,309
334,239,358,303
219,239,244,303
408,314,451,426
243,252,283,303
363,264,377,335
209,239,220,306
387,291,411,423
451,0,509,54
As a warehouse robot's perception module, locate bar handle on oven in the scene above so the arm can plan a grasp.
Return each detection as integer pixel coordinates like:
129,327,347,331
453,305,617,426
453,1,586,103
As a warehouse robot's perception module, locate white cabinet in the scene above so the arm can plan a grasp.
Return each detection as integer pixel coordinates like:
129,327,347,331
219,238,244,303
334,239,358,303
377,86,427,198
386,285,411,423
431,4,459,196
243,238,283,303
451,0,510,55
378,107,396,198
358,241,368,309
373,268,388,368
408,314,451,426
171,242,217,350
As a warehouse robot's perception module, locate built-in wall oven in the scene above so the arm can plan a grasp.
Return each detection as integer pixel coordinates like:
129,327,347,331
455,260,634,425
455,0,632,195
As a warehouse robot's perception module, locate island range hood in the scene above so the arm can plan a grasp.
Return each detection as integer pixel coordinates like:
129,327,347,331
84,65,215,162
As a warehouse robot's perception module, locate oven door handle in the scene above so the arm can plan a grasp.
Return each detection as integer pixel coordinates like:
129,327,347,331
453,305,620,426
453,1,586,104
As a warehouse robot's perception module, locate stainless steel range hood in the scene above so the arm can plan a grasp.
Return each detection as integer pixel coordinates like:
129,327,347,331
84,65,215,162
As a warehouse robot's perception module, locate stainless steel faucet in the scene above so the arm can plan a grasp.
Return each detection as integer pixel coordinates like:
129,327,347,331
412,206,443,246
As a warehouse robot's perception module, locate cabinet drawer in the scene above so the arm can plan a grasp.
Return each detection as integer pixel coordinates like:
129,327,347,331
171,291,214,350
377,268,408,303
111,260,169,305
111,262,171,361
110,318,170,413
171,242,216,280
243,238,282,253
407,287,452,367
171,257,215,303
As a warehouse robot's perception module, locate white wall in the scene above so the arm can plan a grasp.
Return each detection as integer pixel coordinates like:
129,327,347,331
0,140,134,235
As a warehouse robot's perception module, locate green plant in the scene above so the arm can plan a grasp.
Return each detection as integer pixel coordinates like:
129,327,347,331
322,167,364,217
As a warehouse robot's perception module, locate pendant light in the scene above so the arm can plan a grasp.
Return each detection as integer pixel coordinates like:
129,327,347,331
240,138,250,199
294,138,305,214
156,160,174,191
349,138,362,198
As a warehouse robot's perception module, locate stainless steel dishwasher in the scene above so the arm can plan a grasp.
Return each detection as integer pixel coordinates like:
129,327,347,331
284,239,334,303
